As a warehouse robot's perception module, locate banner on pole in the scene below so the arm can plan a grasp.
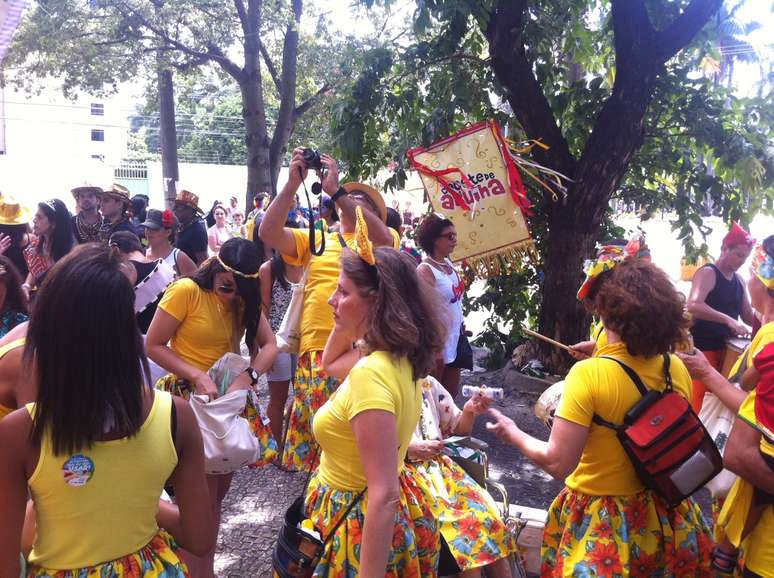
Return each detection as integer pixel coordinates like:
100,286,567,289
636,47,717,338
407,120,536,278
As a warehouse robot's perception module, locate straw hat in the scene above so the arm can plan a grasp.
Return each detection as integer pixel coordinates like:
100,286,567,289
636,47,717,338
102,183,131,205
173,190,204,215
71,183,104,198
341,182,387,222
0,197,31,226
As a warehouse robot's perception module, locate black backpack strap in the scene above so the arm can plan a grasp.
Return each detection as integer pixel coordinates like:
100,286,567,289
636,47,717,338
170,395,178,448
662,353,673,391
598,356,649,396
337,233,347,248
592,356,649,431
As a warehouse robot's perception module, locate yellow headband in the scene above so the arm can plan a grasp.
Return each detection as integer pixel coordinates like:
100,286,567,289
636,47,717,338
354,206,376,266
216,255,260,279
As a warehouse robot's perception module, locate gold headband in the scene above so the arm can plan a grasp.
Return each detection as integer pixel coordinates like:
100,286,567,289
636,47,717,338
216,255,260,279
354,206,376,266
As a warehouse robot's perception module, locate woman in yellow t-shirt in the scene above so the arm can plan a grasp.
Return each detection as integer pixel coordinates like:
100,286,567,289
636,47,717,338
489,259,712,577
146,237,278,578
304,209,445,577
0,243,213,576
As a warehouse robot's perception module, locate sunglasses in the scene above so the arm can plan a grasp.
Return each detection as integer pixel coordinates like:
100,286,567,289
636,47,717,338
217,284,236,294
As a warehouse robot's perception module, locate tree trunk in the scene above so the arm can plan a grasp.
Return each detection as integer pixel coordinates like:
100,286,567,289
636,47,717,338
242,0,272,210
268,0,302,198
157,67,179,209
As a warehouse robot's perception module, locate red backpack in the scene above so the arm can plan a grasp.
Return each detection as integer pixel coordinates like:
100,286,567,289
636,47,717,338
593,355,723,506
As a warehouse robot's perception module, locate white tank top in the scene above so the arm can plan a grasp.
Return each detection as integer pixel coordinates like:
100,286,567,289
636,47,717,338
425,258,464,364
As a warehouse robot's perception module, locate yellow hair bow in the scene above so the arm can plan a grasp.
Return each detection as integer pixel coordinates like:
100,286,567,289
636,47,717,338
354,206,376,266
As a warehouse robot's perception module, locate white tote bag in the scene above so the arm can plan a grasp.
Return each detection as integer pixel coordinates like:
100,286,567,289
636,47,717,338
276,269,307,354
700,391,738,498
189,390,263,475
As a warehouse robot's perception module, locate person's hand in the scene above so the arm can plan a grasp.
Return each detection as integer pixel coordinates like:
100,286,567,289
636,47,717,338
287,148,309,190
192,371,219,399
21,283,31,302
319,154,340,195
463,391,491,417
726,318,750,338
407,439,444,461
486,408,518,444
568,340,595,360
0,233,11,255
676,348,714,381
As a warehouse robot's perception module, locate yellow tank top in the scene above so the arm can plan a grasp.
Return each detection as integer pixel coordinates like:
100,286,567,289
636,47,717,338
0,337,25,422
27,390,178,570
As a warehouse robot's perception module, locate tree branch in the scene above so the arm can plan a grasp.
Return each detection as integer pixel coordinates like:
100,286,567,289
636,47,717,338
233,0,249,33
485,0,576,179
293,82,331,119
610,0,654,65
258,40,281,93
654,0,724,62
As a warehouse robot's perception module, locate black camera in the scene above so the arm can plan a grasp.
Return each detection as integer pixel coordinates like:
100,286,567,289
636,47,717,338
302,148,323,171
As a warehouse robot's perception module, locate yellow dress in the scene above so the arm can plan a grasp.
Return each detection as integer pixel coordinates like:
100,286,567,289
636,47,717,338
541,342,713,577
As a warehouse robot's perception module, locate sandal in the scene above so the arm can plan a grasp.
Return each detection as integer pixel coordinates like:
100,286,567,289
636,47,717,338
711,547,739,575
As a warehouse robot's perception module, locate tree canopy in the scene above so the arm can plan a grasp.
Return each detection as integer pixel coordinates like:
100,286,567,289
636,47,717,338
334,0,772,368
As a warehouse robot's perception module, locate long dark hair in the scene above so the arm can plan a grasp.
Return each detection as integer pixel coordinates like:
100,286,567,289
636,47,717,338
26,243,150,455
0,256,28,315
38,199,74,262
341,248,446,379
190,237,262,352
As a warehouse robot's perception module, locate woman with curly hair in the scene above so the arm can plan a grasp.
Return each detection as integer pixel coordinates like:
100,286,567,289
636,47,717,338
308,208,445,577
489,258,713,577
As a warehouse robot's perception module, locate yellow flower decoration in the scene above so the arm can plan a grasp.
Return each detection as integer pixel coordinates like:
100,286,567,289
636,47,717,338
752,244,774,289
354,205,376,266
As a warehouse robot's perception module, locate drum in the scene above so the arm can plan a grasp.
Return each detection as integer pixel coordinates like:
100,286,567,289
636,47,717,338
534,380,564,427
721,337,750,378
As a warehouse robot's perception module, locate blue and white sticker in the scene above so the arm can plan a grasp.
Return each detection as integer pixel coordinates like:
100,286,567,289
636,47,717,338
61,455,95,487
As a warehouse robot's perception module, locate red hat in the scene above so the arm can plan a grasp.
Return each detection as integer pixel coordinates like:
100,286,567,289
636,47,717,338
722,222,754,249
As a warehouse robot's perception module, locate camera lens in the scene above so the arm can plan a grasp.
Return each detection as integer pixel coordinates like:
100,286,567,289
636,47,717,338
302,148,323,171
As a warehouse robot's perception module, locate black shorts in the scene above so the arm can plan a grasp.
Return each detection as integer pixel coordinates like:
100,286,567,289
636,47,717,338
753,449,774,505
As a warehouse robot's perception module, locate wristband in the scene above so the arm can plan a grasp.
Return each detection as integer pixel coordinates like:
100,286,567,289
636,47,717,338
331,186,347,205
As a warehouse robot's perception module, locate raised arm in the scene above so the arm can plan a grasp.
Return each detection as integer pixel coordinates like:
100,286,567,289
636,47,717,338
258,150,307,258
321,326,360,381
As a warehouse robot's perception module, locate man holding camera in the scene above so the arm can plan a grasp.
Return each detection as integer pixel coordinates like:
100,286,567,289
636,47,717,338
260,148,398,472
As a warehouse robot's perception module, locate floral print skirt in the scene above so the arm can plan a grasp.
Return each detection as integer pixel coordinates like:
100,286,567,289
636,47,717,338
28,531,187,577
304,472,440,577
281,351,338,472
403,454,515,571
541,487,713,577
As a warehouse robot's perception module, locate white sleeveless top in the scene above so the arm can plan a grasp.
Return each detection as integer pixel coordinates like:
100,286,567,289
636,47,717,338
424,258,464,364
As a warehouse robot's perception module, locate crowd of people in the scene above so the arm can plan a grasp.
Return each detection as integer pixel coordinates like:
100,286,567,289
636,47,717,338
0,149,771,578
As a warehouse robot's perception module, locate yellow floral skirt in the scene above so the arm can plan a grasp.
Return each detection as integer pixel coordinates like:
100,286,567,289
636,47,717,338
304,472,440,577
281,351,338,472
541,487,713,577
28,530,188,577
155,374,277,467
403,454,515,570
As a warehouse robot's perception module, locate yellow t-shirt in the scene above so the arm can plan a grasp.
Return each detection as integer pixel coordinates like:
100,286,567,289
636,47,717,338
158,278,238,372
313,351,421,491
28,391,178,569
731,390,774,577
283,227,400,356
556,341,693,495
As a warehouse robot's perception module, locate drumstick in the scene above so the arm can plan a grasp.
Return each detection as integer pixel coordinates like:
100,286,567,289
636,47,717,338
521,326,572,352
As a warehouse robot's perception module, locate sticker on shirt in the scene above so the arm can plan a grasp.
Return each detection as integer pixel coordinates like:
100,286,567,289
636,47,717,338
61,455,95,487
